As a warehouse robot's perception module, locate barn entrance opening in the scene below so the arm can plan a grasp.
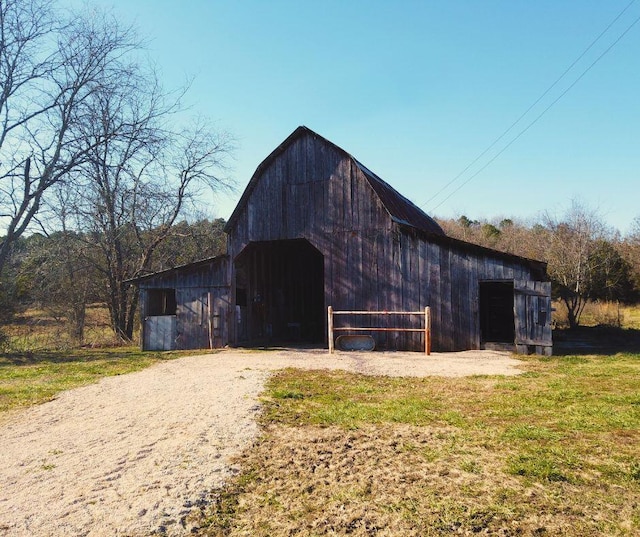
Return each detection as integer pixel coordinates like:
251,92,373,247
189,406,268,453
479,281,515,344
234,238,324,346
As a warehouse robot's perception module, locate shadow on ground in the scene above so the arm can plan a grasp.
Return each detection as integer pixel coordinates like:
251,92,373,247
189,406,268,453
553,326,640,356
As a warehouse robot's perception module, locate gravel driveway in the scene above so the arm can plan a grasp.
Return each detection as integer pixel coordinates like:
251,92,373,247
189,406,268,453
0,348,523,536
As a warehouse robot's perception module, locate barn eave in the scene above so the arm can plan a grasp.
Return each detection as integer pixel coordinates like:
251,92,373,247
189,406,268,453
395,222,548,281
125,254,229,285
354,160,444,236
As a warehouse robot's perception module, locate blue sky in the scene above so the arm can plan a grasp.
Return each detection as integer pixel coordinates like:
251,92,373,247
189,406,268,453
75,1,639,234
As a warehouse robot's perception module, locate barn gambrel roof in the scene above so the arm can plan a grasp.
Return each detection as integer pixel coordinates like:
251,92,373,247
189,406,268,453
223,125,547,280
225,126,445,236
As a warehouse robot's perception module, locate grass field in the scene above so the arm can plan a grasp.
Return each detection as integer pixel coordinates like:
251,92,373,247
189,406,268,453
0,347,188,414
2,305,640,535
195,353,640,536
2,304,127,351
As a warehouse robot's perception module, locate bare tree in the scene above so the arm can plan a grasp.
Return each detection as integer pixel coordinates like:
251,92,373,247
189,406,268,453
62,70,232,340
542,201,610,328
0,0,137,276
25,185,99,341
20,231,96,341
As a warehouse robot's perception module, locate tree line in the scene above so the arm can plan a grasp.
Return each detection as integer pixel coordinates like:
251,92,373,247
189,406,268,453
437,201,640,328
1,218,228,342
5,200,638,344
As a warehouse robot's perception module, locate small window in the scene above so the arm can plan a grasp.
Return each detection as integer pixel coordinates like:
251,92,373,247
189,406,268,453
147,289,177,316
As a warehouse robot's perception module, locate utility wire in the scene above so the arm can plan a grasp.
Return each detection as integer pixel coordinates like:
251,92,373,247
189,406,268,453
428,9,640,213
421,0,639,211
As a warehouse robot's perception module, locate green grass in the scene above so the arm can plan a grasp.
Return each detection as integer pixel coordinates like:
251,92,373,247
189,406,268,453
269,354,640,479
263,370,446,428
197,353,640,536
264,355,640,438
0,347,190,413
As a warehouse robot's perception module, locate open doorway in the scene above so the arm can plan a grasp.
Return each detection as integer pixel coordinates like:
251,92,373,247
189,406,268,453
479,281,515,344
234,239,324,345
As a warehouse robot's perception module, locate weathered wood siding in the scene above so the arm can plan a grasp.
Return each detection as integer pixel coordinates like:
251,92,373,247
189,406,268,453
514,280,553,355
388,231,547,351
138,257,230,350
224,129,552,353
227,136,392,257
226,133,396,345
323,224,547,352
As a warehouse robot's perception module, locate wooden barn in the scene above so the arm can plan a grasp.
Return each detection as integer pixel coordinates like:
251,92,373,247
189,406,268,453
132,126,552,355
132,256,230,351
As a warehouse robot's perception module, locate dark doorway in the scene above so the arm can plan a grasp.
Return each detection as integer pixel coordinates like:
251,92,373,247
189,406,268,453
234,239,324,345
479,281,515,343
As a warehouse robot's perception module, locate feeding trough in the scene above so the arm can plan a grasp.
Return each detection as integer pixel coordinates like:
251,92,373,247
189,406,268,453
336,334,375,351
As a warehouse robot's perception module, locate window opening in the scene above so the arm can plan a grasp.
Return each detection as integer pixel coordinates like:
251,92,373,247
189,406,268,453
147,289,177,316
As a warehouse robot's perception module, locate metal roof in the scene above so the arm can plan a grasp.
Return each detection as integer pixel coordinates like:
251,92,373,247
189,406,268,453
354,160,444,236
125,254,228,284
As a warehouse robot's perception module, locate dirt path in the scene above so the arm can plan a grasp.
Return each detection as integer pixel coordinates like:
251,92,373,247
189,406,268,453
0,348,522,536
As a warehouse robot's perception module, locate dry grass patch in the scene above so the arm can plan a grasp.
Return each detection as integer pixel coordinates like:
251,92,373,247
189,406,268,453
198,424,637,536
2,304,128,351
554,300,640,330
196,354,640,536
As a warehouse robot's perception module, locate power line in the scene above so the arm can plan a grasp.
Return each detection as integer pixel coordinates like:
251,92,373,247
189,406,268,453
421,0,639,212
428,8,640,213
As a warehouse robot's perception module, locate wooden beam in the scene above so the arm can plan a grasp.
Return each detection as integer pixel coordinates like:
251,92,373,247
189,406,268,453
328,306,334,354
